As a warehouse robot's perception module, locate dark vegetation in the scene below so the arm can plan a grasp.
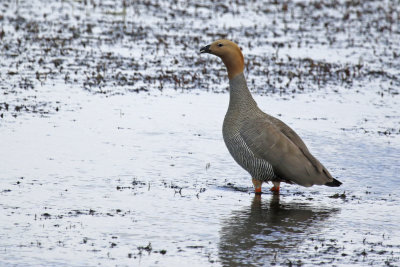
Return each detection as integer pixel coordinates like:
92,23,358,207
0,0,399,119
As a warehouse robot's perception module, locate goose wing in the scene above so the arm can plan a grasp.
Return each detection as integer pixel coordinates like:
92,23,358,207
239,113,334,186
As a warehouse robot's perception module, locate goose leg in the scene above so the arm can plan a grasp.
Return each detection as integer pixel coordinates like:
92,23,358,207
252,178,263,194
270,181,280,193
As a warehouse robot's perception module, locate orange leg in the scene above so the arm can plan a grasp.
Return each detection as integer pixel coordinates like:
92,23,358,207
252,178,263,194
270,181,280,193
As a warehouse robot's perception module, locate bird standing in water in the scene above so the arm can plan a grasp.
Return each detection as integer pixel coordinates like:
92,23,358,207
200,39,341,194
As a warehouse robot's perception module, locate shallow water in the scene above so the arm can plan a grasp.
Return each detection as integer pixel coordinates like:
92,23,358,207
1,84,399,266
1,0,400,266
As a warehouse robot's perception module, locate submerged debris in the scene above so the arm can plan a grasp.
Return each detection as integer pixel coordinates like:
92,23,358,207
1,0,399,120
329,192,347,199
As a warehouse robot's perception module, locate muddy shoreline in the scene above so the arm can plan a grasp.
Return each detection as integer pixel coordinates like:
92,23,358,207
1,0,399,266
1,0,399,118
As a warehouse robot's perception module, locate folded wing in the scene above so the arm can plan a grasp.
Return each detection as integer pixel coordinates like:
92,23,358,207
239,113,334,187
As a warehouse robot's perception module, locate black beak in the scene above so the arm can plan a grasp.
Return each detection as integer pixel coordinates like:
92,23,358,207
200,44,211,54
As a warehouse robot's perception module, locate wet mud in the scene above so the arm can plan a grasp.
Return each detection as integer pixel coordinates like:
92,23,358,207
1,0,400,266
1,0,400,117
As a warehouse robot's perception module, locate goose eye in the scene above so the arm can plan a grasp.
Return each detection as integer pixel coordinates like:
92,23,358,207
218,43,223,47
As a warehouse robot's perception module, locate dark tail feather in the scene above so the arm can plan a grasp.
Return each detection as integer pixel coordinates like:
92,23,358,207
325,178,342,187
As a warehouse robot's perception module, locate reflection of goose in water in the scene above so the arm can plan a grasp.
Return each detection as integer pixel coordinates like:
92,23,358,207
219,195,339,266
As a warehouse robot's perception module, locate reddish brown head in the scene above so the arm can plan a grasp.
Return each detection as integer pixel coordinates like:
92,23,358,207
200,39,244,80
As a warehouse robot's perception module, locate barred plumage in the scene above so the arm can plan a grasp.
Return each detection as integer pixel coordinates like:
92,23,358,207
222,73,277,183
224,133,276,182
200,39,342,193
